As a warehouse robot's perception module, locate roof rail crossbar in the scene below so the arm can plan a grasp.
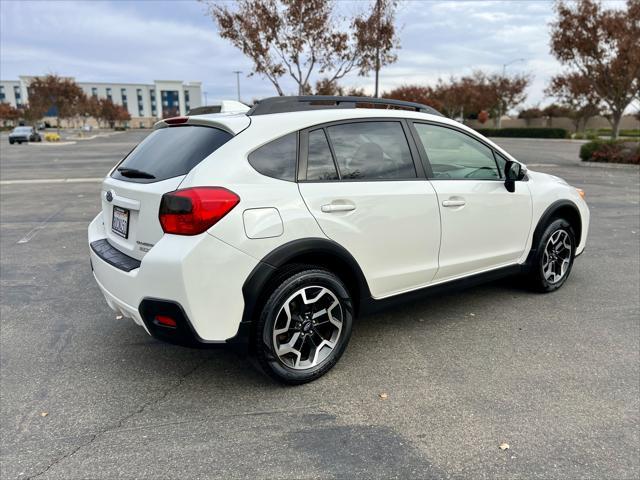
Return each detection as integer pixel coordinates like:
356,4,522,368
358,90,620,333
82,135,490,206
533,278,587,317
247,95,442,116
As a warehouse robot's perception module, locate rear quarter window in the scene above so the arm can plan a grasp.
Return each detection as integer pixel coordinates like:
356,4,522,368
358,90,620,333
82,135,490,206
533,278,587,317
111,126,232,183
248,133,297,182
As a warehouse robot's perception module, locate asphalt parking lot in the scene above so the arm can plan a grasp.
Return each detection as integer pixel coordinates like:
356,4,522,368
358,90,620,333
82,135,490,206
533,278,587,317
1,130,638,479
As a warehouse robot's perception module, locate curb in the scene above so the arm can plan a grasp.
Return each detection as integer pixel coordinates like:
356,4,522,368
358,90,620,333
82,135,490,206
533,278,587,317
27,141,77,146
578,161,639,170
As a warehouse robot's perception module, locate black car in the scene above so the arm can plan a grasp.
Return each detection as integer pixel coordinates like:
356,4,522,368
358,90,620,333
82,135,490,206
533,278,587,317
9,126,42,144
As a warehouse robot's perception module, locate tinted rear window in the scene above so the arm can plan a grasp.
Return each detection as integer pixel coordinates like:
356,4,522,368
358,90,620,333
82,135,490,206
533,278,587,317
111,126,232,183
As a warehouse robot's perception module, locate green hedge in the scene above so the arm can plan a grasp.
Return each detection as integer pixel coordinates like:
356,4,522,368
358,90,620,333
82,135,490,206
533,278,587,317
475,127,569,139
580,140,640,164
596,128,640,138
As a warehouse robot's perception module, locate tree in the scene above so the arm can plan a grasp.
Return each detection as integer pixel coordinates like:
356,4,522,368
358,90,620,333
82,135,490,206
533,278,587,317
430,76,480,120
27,75,85,131
479,71,531,128
385,85,443,112
353,0,399,97
542,103,572,127
546,73,601,131
0,102,20,126
203,0,398,96
550,0,640,139
518,107,544,126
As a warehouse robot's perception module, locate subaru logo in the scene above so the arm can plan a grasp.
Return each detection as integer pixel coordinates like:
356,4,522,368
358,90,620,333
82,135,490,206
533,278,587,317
105,191,113,202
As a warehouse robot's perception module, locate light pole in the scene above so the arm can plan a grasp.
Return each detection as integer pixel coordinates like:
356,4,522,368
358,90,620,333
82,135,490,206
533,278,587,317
203,91,208,106
233,71,242,102
498,58,526,128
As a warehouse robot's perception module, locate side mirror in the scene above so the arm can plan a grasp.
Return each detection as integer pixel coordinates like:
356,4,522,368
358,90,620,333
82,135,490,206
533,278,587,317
504,161,524,193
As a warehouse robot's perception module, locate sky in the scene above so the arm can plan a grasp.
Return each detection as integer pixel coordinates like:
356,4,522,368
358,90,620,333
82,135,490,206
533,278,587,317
0,0,616,109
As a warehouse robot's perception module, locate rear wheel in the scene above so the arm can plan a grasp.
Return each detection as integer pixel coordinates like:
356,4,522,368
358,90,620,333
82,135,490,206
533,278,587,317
526,218,576,292
254,268,353,384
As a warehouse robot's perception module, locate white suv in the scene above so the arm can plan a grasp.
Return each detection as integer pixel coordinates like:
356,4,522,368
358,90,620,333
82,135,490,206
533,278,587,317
88,96,589,384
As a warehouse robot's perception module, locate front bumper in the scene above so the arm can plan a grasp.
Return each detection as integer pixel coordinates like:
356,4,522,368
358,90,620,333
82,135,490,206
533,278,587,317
88,213,258,343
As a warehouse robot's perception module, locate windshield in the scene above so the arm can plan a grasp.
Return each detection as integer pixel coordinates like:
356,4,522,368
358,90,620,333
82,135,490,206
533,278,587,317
111,125,233,183
13,127,32,133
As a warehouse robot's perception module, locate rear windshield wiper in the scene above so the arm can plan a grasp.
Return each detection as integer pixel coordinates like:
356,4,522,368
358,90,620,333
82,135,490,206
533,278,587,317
117,167,155,179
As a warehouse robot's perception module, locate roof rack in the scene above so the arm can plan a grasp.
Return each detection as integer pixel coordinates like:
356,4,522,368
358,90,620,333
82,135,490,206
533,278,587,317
247,95,442,117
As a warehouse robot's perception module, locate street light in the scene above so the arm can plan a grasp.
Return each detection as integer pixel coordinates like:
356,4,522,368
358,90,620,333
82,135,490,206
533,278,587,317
203,91,208,106
502,58,526,76
498,58,527,127
232,71,242,102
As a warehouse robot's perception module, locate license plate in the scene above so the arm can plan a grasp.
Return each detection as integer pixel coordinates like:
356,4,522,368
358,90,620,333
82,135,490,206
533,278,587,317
112,206,130,238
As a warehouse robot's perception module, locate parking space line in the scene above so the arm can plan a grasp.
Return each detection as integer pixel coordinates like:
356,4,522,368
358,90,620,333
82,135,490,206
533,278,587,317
0,178,103,185
17,209,63,244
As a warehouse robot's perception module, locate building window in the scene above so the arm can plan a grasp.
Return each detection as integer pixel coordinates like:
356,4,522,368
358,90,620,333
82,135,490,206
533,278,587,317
13,86,21,107
121,88,127,101
184,90,190,111
150,89,157,116
106,88,112,100
137,89,142,101
160,90,180,118
0,86,4,101
91,87,97,97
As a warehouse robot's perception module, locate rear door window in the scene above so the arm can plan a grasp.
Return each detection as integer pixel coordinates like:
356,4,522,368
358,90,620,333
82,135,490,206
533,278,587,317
111,126,232,183
307,129,339,181
248,133,297,182
325,122,416,180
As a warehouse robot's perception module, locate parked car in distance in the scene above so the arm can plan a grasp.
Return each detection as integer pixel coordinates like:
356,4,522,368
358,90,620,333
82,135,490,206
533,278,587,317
88,96,590,384
9,126,42,144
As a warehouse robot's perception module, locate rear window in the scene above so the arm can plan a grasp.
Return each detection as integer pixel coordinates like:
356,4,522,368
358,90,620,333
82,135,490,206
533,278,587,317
111,126,232,183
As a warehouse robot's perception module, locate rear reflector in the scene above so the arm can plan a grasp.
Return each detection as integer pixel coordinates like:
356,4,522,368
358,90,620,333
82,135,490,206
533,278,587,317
164,116,188,125
159,187,240,235
154,315,177,328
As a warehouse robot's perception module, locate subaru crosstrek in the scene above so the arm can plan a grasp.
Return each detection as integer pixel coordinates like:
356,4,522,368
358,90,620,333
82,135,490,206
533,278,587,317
88,96,589,384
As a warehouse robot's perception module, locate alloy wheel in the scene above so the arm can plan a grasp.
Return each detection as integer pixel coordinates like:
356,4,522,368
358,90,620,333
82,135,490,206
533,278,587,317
272,286,343,370
542,229,572,284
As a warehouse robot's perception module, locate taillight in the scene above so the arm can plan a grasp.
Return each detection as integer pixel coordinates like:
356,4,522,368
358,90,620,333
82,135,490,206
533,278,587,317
159,187,240,235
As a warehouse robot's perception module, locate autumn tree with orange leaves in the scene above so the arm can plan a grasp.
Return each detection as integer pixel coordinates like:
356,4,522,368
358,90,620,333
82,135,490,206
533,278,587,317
203,0,399,96
550,0,640,139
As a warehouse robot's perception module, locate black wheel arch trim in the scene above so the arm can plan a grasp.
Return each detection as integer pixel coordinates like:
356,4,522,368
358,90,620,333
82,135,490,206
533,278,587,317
526,199,582,266
240,237,371,332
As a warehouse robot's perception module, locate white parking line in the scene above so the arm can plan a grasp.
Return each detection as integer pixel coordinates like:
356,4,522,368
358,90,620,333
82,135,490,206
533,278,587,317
17,209,63,244
0,178,103,185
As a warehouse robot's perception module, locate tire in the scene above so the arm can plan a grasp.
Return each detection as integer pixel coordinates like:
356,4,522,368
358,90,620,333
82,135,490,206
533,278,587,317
253,267,353,385
526,218,576,292
9,140,14,145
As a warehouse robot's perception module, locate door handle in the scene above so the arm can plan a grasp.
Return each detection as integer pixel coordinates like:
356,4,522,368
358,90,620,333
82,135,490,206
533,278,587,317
321,203,356,213
442,199,466,207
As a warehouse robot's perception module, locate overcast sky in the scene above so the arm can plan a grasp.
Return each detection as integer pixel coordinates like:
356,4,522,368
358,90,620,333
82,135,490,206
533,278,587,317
0,0,606,108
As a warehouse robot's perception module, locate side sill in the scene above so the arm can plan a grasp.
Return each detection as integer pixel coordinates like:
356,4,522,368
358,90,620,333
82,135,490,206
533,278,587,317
359,264,524,316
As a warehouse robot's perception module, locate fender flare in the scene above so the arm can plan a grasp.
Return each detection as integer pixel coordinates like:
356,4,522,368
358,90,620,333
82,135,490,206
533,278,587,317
526,199,582,265
240,237,371,328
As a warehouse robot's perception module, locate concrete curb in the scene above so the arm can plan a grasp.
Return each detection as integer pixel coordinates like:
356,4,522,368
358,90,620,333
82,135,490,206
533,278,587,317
27,141,77,146
578,161,639,170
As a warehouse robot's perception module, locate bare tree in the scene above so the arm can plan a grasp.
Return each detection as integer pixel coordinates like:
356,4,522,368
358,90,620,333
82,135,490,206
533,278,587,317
550,0,640,139
353,0,399,97
203,0,399,96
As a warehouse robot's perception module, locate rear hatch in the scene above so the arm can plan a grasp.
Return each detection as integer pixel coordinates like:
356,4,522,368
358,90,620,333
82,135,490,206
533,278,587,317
100,123,236,260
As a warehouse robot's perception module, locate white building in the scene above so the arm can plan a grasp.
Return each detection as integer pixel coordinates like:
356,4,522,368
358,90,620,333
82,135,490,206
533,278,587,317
0,76,202,127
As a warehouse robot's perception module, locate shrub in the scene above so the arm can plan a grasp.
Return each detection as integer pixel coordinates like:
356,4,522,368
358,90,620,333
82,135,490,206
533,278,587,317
596,128,640,138
580,140,640,164
44,132,61,142
475,127,569,139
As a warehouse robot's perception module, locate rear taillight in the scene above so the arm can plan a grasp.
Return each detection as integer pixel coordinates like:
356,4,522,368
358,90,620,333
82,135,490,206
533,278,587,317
159,187,240,235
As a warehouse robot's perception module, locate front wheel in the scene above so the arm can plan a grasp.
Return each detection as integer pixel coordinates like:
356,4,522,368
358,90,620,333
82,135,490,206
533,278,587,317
254,268,353,384
526,218,576,292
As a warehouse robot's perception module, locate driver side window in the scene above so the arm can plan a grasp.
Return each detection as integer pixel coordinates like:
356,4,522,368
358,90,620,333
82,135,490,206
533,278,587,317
413,123,500,180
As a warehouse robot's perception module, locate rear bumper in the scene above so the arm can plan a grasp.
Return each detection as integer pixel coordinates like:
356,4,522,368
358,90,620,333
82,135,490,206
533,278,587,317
88,213,258,344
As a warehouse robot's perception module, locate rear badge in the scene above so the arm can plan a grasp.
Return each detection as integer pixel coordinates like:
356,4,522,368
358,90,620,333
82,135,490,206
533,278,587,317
105,190,113,202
